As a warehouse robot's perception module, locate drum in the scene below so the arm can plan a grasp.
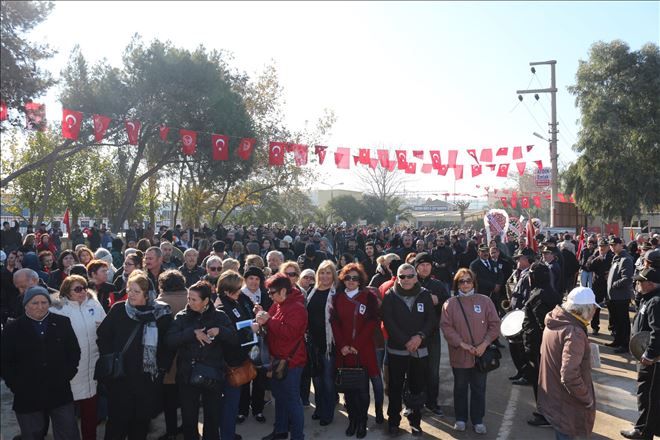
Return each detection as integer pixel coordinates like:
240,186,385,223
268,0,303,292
630,331,651,361
500,310,525,343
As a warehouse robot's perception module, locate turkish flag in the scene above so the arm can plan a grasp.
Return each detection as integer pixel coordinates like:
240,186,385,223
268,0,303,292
486,164,496,171
369,158,379,169
480,148,493,162
159,125,170,141
62,208,70,234
92,114,111,142
500,197,508,208
212,134,229,160
533,195,541,208
315,145,328,164
395,150,407,170
516,162,526,175
438,164,449,176
429,150,442,169
412,150,424,160
569,194,576,203
558,193,566,203
358,148,371,165
0,100,7,121
180,129,197,155
526,145,534,152
521,196,530,209
421,163,433,174
454,165,464,180
467,149,479,163
237,138,256,160
526,218,538,252
377,149,390,168
496,147,508,156
269,142,287,166
353,155,360,166
25,102,46,131
125,119,141,145
513,146,523,160
511,191,517,208
534,160,543,170
447,150,458,168
405,162,417,174
61,109,83,140
335,147,350,169
496,163,510,177
386,159,397,172
292,144,308,166
471,164,482,177
544,194,552,200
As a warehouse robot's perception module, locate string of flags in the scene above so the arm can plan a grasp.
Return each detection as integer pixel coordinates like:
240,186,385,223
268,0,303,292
1,101,548,179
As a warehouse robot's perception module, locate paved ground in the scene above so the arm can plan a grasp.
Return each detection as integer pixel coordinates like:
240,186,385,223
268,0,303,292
1,309,654,439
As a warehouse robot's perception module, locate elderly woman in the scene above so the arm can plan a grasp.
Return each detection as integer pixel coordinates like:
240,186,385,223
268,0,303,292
537,287,598,440
167,280,238,440
254,273,308,440
441,268,500,435
48,249,79,290
94,247,117,280
97,270,173,439
50,275,106,440
202,255,223,293
298,269,315,295
279,261,302,291
331,263,379,438
369,253,401,289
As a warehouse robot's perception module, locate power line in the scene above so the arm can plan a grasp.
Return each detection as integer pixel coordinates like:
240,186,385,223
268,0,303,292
533,73,578,142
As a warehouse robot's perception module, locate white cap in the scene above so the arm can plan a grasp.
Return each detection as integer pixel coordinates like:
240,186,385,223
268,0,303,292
567,286,601,308
282,235,293,244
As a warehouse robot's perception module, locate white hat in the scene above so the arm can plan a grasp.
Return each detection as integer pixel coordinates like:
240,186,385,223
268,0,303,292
282,235,293,244
567,286,601,308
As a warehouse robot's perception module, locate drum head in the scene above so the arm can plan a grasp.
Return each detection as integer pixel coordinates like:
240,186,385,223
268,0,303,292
500,310,525,338
630,331,651,361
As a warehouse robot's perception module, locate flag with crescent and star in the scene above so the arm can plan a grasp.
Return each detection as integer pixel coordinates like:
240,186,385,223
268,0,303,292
496,163,510,177
315,145,327,164
496,147,508,157
358,148,371,165
159,125,170,141
212,134,229,160
180,129,197,155
395,150,407,170
62,108,83,140
429,150,441,169
237,138,256,160
292,144,309,166
25,102,46,131
93,114,111,142
269,141,287,166
125,119,141,145
471,164,482,177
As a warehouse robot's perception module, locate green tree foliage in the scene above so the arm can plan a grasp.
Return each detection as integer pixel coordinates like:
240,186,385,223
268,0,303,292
327,195,364,224
565,40,660,223
0,1,55,113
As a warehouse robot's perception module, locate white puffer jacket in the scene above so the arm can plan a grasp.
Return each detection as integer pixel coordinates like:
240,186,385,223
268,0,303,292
50,293,107,400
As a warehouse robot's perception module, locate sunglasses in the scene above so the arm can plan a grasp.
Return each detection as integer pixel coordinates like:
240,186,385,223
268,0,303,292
72,286,86,293
267,289,279,296
344,275,360,282
458,279,473,285
302,275,315,280
398,274,416,279
285,272,299,278
208,267,221,272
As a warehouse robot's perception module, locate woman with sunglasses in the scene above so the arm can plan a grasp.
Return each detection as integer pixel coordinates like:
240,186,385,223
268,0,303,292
111,251,144,307
202,256,223,295
50,275,106,440
440,268,500,435
331,263,379,438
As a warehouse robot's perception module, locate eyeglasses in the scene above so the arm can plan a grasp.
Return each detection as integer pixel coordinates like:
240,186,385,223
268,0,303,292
458,279,473,285
398,274,416,279
208,267,221,272
344,275,360,282
302,275,315,280
267,289,279,296
72,286,86,293
285,272,299,278
124,262,135,267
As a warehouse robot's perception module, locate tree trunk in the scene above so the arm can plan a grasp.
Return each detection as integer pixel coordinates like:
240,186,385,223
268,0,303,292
36,160,56,225
173,167,183,227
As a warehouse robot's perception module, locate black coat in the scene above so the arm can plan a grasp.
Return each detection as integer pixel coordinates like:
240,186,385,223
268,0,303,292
585,250,613,300
469,258,503,296
382,285,438,351
178,264,206,288
522,284,561,358
1,313,80,412
632,287,660,360
166,305,238,384
431,246,455,283
217,294,254,366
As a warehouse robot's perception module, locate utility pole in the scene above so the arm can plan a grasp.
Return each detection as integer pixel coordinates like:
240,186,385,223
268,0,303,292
517,60,559,227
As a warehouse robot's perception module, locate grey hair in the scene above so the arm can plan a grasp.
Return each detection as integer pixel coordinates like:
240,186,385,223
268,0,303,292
183,248,198,258
397,263,416,276
146,246,162,258
206,255,222,268
14,268,39,282
562,300,596,321
266,250,284,262
124,247,138,257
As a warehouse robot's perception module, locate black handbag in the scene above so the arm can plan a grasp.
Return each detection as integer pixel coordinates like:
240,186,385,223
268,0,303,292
402,378,426,409
335,354,368,394
270,339,302,381
94,324,141,381
189,360,222,390
456,298,501,373
305,336,321,377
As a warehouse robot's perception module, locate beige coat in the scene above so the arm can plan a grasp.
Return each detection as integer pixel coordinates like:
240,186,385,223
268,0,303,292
156,289,188,384
538,306,596,437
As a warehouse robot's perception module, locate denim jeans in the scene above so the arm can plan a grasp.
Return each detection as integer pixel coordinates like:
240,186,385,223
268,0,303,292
452,367,487,425
311,352,336,423
554,429,573,440
272,366,304,440
370,374,384,411
220,383,242,440
580,270,592,288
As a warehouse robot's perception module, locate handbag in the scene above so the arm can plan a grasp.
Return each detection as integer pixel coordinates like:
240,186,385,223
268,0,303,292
402,378,427,409
189,360,222,390
270,339,302,381
335,354,368,394
94,324,141,381
305,336,321,377
456,298,501,373
249,334,271,369
226,359,258,387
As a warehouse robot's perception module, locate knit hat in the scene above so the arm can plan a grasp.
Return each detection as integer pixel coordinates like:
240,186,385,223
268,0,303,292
23,285,51,307
244,266,265,284
413,252,434,268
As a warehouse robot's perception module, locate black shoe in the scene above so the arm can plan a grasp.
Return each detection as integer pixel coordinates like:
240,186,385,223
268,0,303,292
311,413,320,420
425,404,444,416
512,377,530,386
620,428,651,439
527,414,551,427
157,434,176,440
255,413,266,423
387,425,401,436
614,346,630,354
320,420,331,426
356,422,367,438
236,414,246,424
508,373,523,380
346,420,357,436
261,432,288,440
411,425,423,437
592,329,599,336
375,409,384,424
605,341,619,347
235,435,242,440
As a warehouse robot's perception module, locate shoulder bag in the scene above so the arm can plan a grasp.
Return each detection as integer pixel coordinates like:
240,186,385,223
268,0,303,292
94,323,141,381
270,339,302,380
335,353,368,393
456,298,501,373
226,359,258,387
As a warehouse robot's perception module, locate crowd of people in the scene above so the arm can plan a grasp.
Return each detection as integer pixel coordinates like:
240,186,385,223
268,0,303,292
0,219,659,440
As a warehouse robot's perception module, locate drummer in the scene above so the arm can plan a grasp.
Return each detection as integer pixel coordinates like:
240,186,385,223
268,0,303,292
621,267,660,440
506,251,534,383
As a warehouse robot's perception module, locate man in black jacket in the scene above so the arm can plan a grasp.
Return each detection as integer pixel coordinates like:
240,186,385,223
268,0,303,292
431,236,455,291
586,238,614,335
607,237,635,353
470,245,503,312
382,263,438,437
1,286,81,440
621,268,660,440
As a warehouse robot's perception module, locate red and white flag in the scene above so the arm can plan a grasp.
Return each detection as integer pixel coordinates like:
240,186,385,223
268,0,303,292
25,102,46,131
377,149,390,168
429,150,442,169
513,146,523,160
405,162,417,174
496,147,508,156
269,142,287,166
480,148,493,162
516,162,526,176
395,150,407,170
533,195,542,207
471,164,482,177
93,114,111,142
526,145,534,152
211,134,229,161
467,149,479,163
292,144,308,166
496,163,510,177
180,129,197,155
335,147,350,169
237,138,256,160
62,208,70,235
421,164,433,174
534,160,543,170
526,218,538,253
0,100,7,121
315,145,328,164
159,125,170,141
438,164,449,176
500,197,509,208
61,108,83,140
412,150,424,160
447,150,458,168
125,119,141,145
369,158,379,169
521,196,530,209
575,227,585,259
454,164,464,180
510,192,517,208
358,148,371,165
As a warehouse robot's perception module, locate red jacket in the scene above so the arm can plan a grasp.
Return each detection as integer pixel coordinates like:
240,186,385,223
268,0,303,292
265,289,308,368
331,288,379,377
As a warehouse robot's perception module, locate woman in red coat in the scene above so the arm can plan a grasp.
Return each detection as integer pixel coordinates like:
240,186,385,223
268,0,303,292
331,263,379,439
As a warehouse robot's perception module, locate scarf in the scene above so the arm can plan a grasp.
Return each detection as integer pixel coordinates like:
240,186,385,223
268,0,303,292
125,291,171,379
306,284,336,359
458,288,475,297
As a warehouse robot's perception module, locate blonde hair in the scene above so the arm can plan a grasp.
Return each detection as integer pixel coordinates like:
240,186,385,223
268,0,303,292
315,260,338,287
376,253,400,266
221,258,240,273
245,254,265,269
279,261,301,275
127,270,150,296
217,270,244,297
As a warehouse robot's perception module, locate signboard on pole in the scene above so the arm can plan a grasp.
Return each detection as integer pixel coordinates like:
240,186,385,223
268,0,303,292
535,167,551,187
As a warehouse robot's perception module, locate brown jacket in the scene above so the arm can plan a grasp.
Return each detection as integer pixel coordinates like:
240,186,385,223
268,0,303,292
156,289,188,384
538,306,596,437
440,293,500,368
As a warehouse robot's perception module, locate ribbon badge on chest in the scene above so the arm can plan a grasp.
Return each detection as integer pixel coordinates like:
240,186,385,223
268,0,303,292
417,303,424,313
474,304,482,314
233,308,241,318
359,304,366,315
